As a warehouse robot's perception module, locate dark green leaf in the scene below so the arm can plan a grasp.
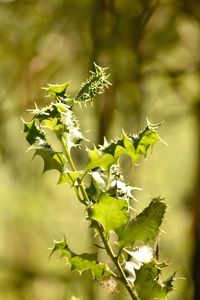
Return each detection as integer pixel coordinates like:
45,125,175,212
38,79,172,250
50,237,113,280
32,143,66,173
23,120,46,145
90,193,129,235
135,261,175,300
118,198,166,249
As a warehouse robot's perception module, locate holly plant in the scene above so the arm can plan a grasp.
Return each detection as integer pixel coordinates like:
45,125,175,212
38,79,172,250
23,63,175,300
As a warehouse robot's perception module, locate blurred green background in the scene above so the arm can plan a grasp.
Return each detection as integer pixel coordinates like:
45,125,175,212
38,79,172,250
0,1,200,300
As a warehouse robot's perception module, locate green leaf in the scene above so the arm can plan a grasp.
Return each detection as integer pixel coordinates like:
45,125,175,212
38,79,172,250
118,198,166,249
90,193,129,235
86,122,161,171
30,102,67,122
58,170,84,186
23,120,46,145
44,82,69,98
44,118,63,133
32,143,66,173
76,63,111,102
135,261,175,300
130,126,160,162
86,147,114,171
50,237,112,280
29,102,84,149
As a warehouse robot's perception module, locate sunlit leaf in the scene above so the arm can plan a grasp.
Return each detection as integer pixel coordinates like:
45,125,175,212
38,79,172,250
44,117,63,133
44,82,69,98
118,198,166,249
76,63,111,102
50,237,113,280
58,170,84,186
86,122,161,171
86,147,114,171
90,193,129,235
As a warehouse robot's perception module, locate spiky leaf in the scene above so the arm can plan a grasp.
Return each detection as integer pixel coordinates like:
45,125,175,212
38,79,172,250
90,193,129,235
23,120,46,145
50,237,112,280
135,261,175,300
118,198,166,249
86,123,161,171
32,143,66,173
76,63,110,102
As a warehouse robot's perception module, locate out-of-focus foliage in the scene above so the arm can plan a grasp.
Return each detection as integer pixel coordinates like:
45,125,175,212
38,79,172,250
0,0,200,300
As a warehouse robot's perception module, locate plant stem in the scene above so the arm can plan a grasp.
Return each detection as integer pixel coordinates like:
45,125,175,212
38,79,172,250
60,137,76,172
60,137,84,203
60,136,138,300
61,137,91,205
97,225,138,300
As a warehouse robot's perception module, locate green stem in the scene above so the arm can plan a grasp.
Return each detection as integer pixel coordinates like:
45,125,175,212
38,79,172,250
97,225,138,300
61,137,90,205
61,137,76,172
60,136,138,300
61,137,85,203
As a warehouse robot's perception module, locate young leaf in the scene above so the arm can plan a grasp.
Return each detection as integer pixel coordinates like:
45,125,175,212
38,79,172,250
58,170,84,186
50,237,113,280
86,147,114,172
86,122,161,171
43,82,69,98
75,63,111,102
118,198,166,249
135,261,175,300
90,193,129,235
87,165,134,201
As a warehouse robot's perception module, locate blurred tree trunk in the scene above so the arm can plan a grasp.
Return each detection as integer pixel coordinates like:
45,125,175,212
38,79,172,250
192,101,200,300
90,0,117,144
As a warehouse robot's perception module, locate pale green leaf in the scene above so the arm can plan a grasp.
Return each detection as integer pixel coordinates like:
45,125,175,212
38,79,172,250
44,82,69,98
86,147,114,171
118,198,166,249
44,118,63,132
90,193,129,235
58,170,84,186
